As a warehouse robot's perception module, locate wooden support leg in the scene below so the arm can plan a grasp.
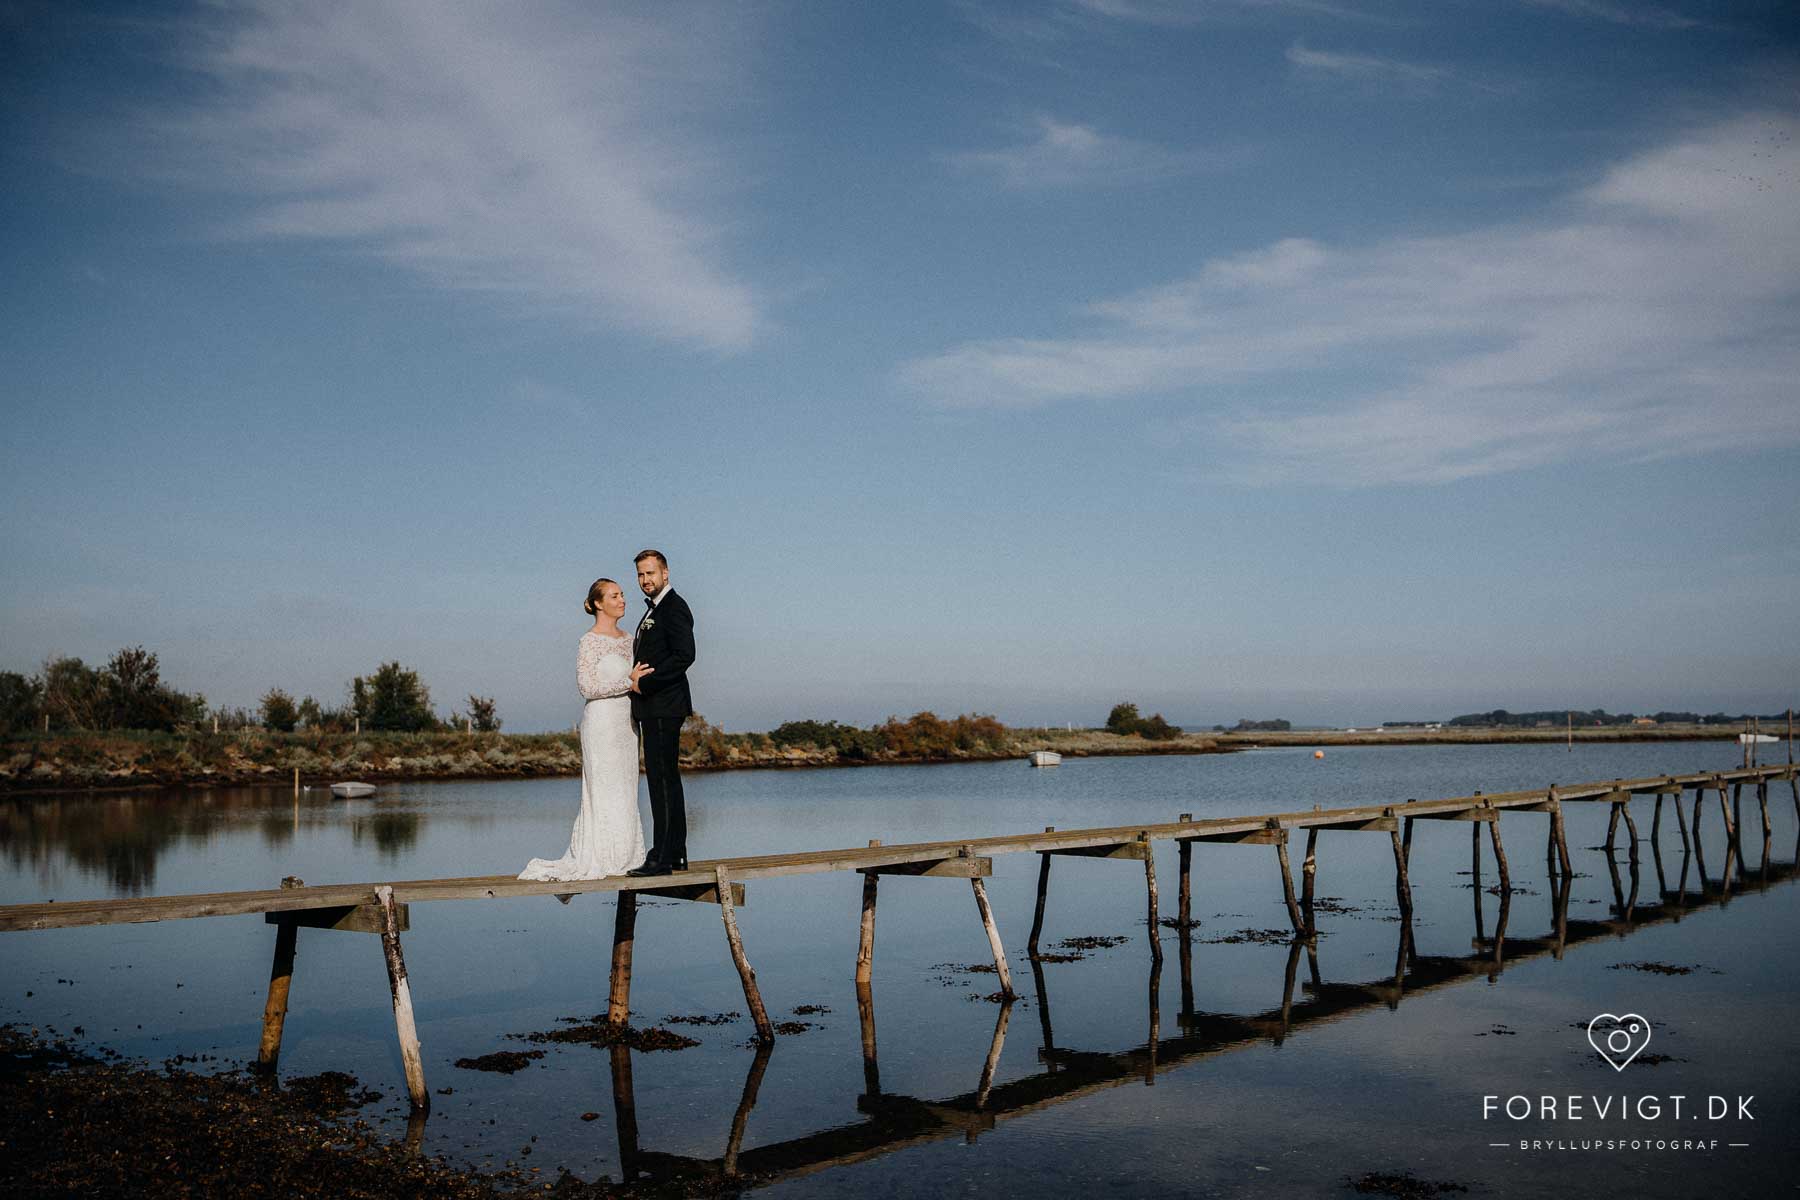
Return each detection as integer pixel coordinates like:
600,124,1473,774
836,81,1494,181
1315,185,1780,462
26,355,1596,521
1142,837,1164,964
1619,802,1640,867
1717,782,1737,844
1674,788,1691,850
1389,827,1414,921
256,919,298,1073
715,866,774,1045
1027,852,1052,960
856,871,878,985
1274,833,1304,936
608,892,637,1026
970,874,1017,1000
856,978,880,1096
1488,813,1511,894
1550,798,1574,879
1651,795,1663,846
374,885,429,1113
1300,827,1318,939
1401,816,1414,867
1604,802,1621,852
1471,820,1482,885
1178,837,1194,933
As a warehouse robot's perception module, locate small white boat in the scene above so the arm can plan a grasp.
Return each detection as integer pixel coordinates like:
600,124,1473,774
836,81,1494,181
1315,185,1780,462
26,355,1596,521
330,781,377,799
1738,733,1779,745
1027,750,1062,767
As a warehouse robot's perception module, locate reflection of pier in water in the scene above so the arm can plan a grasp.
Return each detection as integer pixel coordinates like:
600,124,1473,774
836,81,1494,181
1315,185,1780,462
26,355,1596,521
600,831,1799,1192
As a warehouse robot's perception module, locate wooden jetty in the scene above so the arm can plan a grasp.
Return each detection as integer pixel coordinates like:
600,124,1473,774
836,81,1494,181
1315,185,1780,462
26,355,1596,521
1,762,1792,1116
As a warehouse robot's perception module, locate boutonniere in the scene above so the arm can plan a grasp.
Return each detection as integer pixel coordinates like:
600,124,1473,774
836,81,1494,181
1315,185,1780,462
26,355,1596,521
641,616,656,631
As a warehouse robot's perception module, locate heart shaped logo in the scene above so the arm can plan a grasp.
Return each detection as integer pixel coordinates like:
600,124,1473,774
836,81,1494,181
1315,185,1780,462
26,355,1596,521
1587,1012,1651,1072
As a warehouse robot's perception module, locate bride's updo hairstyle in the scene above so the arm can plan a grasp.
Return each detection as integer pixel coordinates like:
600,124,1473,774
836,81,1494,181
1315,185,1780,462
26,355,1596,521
584,578,619,615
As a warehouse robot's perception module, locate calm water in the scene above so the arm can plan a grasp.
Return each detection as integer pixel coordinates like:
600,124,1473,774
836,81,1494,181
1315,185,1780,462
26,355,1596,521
4,741,1798,1197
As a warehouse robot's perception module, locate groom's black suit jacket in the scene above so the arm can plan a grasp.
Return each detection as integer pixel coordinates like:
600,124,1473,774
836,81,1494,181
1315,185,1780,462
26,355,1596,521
631,589,695,723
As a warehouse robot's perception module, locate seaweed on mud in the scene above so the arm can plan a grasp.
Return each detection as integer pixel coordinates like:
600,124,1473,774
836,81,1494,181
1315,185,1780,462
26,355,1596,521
1034,951,1087,963
1608,961,1719,976
1200,928,1297,945
1347,1170,1470,1197
452,1050,544,1074
1055,935,1129,951
664,1011,742,1026
773,1021,815,1035
511,1016,699,1052
933,961,997,974
791,1004,833,1015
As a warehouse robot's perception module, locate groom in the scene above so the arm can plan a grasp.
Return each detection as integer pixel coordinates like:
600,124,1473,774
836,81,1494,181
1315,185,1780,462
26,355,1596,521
627,548,695,876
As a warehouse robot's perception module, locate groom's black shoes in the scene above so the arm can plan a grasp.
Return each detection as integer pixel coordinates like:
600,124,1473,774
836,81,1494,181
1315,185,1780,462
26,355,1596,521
626,858,670,877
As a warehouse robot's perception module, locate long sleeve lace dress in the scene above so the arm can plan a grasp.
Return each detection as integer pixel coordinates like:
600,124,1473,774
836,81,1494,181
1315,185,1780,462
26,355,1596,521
518,633,647,880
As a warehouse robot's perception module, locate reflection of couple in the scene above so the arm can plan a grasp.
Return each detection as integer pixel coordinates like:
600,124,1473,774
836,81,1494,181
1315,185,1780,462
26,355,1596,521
519,549,694,882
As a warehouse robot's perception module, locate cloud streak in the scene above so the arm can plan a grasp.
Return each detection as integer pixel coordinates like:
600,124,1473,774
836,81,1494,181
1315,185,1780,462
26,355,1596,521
1286,41,1449,86
950,116,1213,187
165,0,760,350
901,113,1800,484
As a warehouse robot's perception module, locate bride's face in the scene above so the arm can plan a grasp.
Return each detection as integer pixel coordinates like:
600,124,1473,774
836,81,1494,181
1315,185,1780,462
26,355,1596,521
600,584,626,621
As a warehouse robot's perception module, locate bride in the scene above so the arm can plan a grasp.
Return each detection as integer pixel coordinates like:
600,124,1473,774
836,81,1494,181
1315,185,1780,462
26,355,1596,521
519,578,652,881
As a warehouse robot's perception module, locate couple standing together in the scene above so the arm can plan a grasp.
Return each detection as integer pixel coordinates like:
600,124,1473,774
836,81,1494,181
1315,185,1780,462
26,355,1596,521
519,549,694,882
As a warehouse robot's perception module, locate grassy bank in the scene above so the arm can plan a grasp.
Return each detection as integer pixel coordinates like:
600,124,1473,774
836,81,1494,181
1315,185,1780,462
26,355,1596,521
0,722,1765,796
0,724,1217,794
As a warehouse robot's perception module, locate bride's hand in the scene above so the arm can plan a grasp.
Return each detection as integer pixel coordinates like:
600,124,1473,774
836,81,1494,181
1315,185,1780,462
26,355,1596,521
629,662,655,692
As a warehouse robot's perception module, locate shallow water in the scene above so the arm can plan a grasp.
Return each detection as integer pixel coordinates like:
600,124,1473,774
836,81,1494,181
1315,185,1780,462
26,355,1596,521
3,741,1797,1197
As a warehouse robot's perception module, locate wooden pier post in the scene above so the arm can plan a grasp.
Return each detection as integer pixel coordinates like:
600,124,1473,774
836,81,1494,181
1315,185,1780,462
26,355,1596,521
1619,802,1641,867
1388,822,1414,921
1274,828,1304,937
1142,834,1164,964
1301,826,1319,939
1401,813,1415,867
374,885,429,1113
256,918,298,1073
1488,809,1512,893
967,847,1017,1000
856,978,880,1096
856,840,880,985
1177,813,1194,933
1715,777,1738,844
1604,801,1621,852
1028,827,1054,959
1548,789,1574,879
1674,784,1691,850
716,865,774,1045
608,892,637,1026
1471,819,1482,884
1651,794,1662,845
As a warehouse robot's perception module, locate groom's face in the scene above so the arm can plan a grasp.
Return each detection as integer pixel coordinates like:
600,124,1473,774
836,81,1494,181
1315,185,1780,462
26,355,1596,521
637,559,668,597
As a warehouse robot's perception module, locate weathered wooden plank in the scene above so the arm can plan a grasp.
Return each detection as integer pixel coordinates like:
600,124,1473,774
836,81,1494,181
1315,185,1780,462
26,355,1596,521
857,857,993,878
1044,841,1148,860
264,903,405,933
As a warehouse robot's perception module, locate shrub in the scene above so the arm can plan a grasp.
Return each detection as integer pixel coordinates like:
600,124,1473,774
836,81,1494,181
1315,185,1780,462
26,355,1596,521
0,671,42,733
466,695,501,733
260,689,300,732
352,662,437,732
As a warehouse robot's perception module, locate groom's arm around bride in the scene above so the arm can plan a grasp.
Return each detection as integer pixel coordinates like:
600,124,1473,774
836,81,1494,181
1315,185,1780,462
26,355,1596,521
628,549,695,875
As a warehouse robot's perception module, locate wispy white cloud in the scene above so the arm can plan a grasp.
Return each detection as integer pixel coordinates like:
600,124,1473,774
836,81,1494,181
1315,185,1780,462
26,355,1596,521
950,115,1214,187
901,113,1800,485
1067,0,1372,24
1521,0,1709,32
1286,41,1449,86
160,0,760,350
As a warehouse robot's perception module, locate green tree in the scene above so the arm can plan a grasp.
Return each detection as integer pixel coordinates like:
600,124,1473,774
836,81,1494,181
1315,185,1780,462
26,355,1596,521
466,694,501,732
0,671,43,733
260,688,300,732
41,656,105,730
352,662,437,732
1106,702,1142,735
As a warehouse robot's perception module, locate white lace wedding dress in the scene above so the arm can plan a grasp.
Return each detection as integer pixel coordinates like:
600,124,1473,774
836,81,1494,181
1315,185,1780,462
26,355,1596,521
518,632,647,881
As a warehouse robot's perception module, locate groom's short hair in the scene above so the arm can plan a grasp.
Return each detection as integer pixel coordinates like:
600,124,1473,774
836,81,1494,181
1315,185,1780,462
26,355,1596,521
634,549,668,569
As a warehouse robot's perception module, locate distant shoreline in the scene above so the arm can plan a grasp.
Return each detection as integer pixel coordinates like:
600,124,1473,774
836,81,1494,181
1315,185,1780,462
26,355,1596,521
0,723,1772,797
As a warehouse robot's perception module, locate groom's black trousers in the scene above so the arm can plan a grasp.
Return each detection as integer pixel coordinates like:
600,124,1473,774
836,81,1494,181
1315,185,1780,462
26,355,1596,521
640,716,687,865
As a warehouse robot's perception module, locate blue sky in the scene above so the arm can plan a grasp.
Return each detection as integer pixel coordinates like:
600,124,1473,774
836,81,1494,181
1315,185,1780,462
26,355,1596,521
2,0,1797,733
